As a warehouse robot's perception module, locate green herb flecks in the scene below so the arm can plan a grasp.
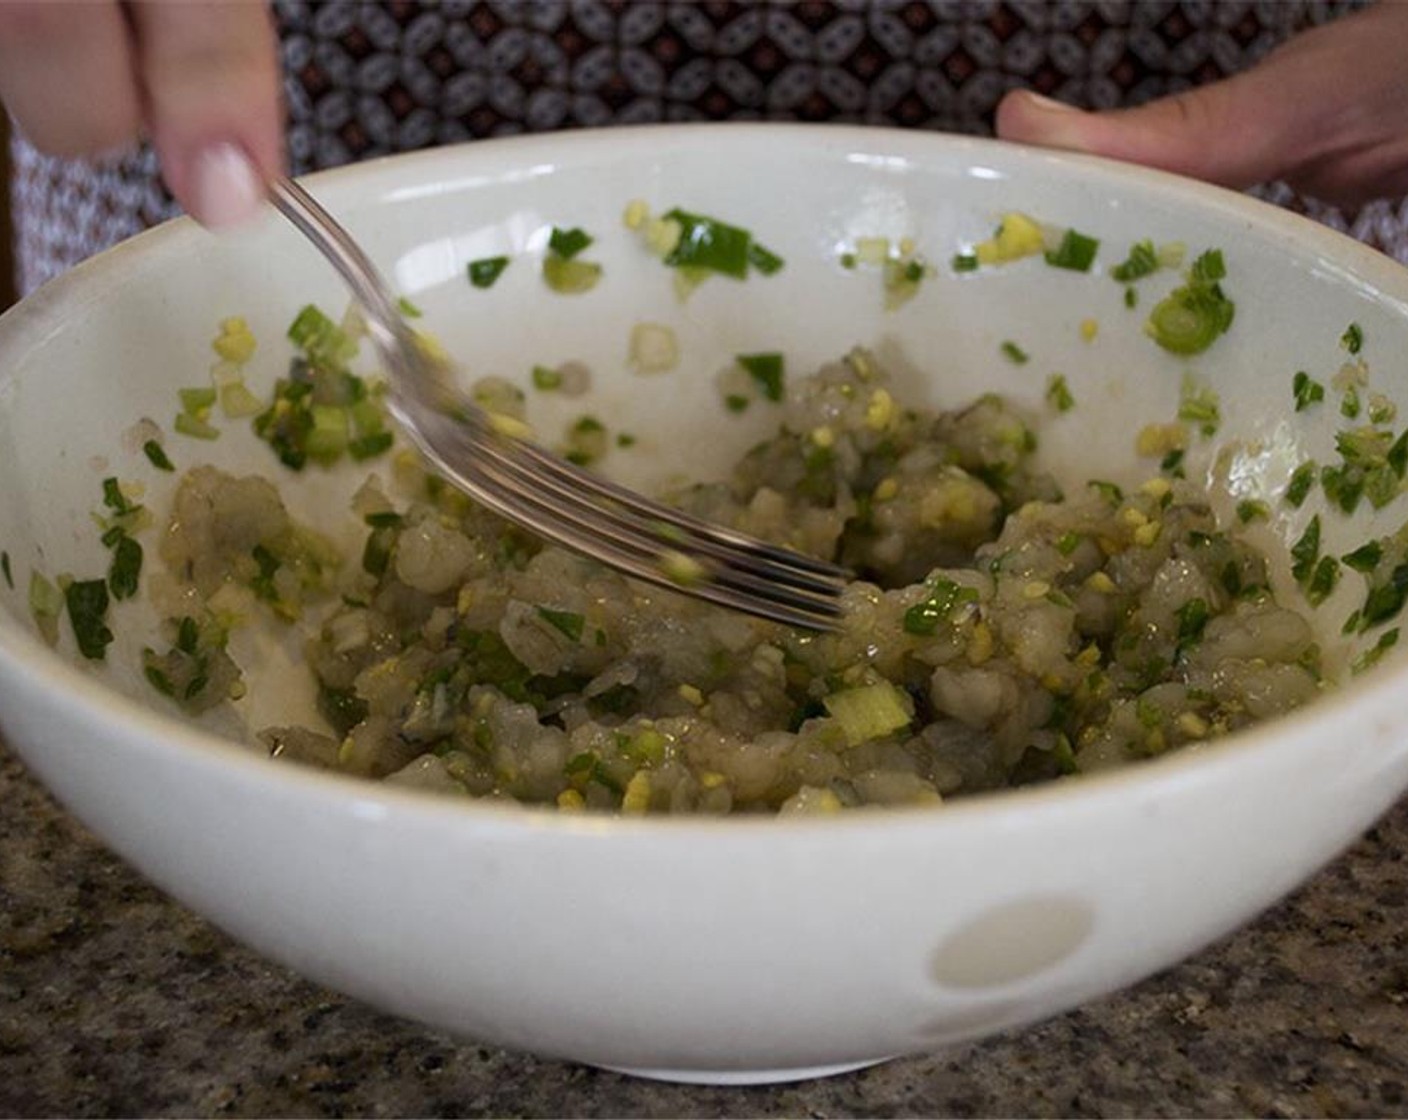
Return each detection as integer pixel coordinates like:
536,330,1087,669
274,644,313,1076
1000,340,1029,365
537,606,586,643
1174,597,1210,657
541,226,602,294
1045,374,1075,413
1359,560,1408,632
287,304,357,367
1286,461,1318,508
1110,239,1160,283
565,750,623,794
531,365,563,391
737,352,785,402
1352,627,1399,674
254,326,390,471
1088,480,1124,506
1343,541,1383,572
107,534,142,601
903,577,980,636
542,255,602,295
747,241,786,275
1145,248,1235,356
1342,321,1364,355
548,226,593,260
1306,555,1341,607
142,613,233,708
1290,515,1321,585
1321,426,1405,514
1044,228,1100,272
1235,499,1269,524
143,439,175,471
65,578,113,660
663,209,752,278
1293,371,1325,412
1178,374,1221,438
468,256,510,289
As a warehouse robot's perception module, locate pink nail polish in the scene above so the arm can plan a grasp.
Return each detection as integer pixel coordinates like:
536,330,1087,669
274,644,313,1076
190,143,264,229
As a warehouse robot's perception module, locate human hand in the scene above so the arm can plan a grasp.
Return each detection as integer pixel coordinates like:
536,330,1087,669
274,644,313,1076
995,3,1408,210
0,0,283,228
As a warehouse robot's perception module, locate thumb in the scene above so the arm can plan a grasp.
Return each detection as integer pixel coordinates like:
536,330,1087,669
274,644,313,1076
994,74,1292,193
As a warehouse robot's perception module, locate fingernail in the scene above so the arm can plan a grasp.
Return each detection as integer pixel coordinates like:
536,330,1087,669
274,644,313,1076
190,142,264,229
1022,91,1082,116
1004,90,1092,150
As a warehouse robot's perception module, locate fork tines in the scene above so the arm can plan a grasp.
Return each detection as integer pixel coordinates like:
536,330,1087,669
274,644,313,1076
398,400,851,631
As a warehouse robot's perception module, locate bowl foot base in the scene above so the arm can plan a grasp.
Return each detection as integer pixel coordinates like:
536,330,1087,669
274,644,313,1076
597,1056,892,1086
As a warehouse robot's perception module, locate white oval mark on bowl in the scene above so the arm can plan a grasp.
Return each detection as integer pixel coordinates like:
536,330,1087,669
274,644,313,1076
930,895,1094,990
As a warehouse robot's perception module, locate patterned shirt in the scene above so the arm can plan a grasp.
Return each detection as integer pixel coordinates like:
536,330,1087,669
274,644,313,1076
11,0,1396,295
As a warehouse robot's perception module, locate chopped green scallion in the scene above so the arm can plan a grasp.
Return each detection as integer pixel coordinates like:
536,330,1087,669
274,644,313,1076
903,577,980,636
348,431,394,461
1292,371,1325,412
1285,461,1317,507
1352,627,1399,674
179,387,217,415
1000,340,1029,364
1290,514,1321,585
662,209,752,278
1145,249,1235,355
737,352,785,402
142,440,175,471
1089,480,1123,505
1044,228,1100,272
747,242,785,275
542,255,603,294
1343,541,1383,572
537,606,586,642
1341,321,1364,355
548,226,593,260
1110,239,1160,283
107,534,142,601
1236,499,1269,524
1306,555,1341,606
1178,375,1221,437
1045,373,1075,413
1175,597,1210,653
1359,561,1408,630
174,412,220,440
65,578,113,660
468,256,510,288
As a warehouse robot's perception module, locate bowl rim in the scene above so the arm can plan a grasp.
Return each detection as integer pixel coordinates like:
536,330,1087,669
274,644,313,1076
2,121,1406,840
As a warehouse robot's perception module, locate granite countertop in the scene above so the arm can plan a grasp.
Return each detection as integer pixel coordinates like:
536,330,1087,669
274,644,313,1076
2,739,1405,1119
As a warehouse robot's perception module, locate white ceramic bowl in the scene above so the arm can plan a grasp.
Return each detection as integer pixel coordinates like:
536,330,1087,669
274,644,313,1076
2,125,1407,1084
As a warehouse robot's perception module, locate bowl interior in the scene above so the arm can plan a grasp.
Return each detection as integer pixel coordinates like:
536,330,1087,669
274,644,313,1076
1,124,1406,764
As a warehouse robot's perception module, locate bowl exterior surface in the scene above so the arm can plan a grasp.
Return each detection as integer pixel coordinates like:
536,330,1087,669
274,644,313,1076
2,125,1408,1078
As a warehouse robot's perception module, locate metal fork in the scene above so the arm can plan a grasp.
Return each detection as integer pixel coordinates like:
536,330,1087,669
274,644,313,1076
268,177,849,630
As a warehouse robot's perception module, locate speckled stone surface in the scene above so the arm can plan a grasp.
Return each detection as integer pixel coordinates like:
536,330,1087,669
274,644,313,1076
2,738,1406,1120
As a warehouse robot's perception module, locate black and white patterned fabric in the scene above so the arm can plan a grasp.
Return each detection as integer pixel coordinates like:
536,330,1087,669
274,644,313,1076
12,0,1398,295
